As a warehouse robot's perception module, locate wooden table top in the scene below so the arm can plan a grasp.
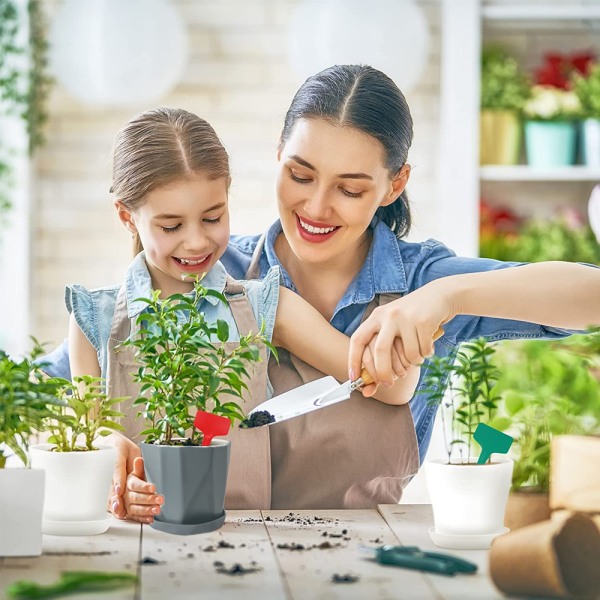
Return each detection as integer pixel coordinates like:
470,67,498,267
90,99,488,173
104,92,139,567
0,505,504,599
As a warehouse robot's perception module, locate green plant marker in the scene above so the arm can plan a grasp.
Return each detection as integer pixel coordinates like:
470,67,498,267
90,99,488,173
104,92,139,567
474,423,513,465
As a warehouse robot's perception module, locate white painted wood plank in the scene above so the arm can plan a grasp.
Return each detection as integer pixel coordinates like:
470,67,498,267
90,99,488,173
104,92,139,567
263,508,437,600
482,5,600,21
0,518,139,600
138,511,287,600
480,165,600,182
378,504,503,600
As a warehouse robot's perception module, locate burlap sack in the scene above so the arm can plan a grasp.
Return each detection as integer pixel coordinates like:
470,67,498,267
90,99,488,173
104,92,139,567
551,436,600,519
489,513,600,598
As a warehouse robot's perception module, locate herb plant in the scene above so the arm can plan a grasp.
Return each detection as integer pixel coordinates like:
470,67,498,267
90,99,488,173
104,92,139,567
481,46,530,111
492,332,600,492
44,376,125,452
0,342,67,468
573,62,600,120
121,279,271,446
422,338,501,464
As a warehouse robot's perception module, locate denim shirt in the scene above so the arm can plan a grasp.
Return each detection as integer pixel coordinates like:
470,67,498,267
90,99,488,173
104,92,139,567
63,252,280,381
46,222,579,462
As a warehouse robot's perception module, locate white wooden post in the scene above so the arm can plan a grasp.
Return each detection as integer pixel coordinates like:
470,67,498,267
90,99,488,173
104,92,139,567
437,0,481,258
0,0,30,356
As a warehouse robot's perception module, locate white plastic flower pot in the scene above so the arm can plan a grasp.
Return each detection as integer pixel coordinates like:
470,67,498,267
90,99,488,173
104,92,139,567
30,444,116,536
425,457,513,549
0,468,45,556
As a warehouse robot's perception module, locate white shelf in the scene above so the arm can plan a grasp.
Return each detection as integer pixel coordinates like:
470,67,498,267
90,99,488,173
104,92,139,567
480,165,600,182
482,5,600,21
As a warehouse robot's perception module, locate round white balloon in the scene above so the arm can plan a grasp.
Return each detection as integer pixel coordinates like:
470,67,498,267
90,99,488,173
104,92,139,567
50,0,189,107
288,0,430,93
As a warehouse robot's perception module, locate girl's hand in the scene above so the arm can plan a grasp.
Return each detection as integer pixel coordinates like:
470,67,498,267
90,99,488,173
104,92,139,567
349,284,453,386
122,457,165,524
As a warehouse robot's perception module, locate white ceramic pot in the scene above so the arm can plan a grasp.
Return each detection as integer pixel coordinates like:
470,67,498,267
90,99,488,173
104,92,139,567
425,457,513,549
30,444,116,535
581,118,600,167
0,468,45,556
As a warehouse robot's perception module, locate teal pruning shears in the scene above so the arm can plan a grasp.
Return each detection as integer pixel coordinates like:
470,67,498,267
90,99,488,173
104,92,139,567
360,545,478,577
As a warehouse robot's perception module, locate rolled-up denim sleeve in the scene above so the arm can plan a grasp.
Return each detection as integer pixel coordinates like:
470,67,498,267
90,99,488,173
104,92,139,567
38,338,71,379
409,240,584,345
244,266,280,343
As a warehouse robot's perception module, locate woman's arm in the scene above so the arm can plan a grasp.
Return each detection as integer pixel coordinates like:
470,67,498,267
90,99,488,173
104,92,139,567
272,287,419,405
348,261,600,384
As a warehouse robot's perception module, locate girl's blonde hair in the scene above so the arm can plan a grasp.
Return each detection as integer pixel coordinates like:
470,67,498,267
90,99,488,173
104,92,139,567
111,107,230,255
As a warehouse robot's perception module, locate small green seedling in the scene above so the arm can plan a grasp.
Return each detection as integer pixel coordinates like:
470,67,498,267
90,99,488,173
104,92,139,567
474,423,513,465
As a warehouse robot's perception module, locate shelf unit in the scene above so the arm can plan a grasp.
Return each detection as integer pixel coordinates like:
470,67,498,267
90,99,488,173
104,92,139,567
438,0,600,258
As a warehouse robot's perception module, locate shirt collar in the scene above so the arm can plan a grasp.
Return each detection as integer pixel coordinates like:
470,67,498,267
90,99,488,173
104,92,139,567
125,252,228,318
261,219,408,306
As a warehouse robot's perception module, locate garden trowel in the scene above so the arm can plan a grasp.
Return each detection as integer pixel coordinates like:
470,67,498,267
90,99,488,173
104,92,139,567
246,367,374,426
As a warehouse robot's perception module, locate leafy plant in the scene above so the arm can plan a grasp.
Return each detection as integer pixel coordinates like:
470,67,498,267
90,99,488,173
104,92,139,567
43,376,125,452
480,215,600,265
121,278,272,446
523,85,581,121
492,332,600,492
573,62,600,120
481,46,530,111
422,338,501,464
0,342,66,468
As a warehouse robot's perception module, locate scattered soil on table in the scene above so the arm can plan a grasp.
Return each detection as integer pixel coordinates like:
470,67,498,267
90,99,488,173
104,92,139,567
215,562,262,576
218,540,235,549
240,410,276,428
139,556,164,565
276,540,343,551
332,573,360,584
45,551,113,556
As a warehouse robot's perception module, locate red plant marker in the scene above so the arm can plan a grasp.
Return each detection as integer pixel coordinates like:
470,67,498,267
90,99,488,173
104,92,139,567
194,411,231,446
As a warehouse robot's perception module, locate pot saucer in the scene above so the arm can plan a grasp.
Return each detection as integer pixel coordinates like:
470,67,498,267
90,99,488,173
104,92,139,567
150,511,226,536
43,515,112,536
428,526,509,550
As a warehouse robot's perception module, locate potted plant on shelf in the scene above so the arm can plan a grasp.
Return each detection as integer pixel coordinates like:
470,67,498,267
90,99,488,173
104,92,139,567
0,344,65,556
573,62,600,167
121,279,270,535
523,71,582,167
30,376,124,536
423,339,513,550
480,46,530,165
491,334,600,531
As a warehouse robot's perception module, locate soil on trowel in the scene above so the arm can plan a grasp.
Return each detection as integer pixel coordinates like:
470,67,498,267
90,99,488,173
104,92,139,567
240,410,275,428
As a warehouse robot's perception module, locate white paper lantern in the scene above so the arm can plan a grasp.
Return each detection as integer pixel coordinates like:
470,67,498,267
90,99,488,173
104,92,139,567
49,0,189,107
288,0,430,93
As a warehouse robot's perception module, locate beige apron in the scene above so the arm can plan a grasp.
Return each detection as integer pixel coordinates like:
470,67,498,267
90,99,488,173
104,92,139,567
246,233,420,509
106,279,272,509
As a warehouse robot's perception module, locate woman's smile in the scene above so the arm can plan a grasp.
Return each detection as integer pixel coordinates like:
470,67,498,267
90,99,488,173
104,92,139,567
296,214,341,243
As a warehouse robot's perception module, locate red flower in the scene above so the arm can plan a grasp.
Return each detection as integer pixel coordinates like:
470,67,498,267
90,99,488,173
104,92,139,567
535,51,596,89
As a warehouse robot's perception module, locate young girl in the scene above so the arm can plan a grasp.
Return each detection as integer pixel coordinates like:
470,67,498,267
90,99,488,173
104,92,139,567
68,107,419,523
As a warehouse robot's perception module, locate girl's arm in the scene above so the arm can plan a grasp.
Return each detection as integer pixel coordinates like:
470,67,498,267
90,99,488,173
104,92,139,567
68,313,101,378
349,261,600,384
271,287,419,405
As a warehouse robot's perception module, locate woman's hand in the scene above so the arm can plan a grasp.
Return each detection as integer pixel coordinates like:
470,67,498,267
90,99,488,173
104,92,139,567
107,433,164,523
349,282,453,385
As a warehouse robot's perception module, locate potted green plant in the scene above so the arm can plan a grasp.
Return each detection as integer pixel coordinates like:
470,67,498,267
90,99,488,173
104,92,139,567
480,46,530,165
573,62,600,167
491,334,600,531
523,84,582,167
0,343,65,556
422,339,513,550
30,376,124,536
121,279,271,535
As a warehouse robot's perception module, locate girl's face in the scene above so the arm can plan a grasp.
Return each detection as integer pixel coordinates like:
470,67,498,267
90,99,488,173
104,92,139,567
276,118,409,269
116,175,230,297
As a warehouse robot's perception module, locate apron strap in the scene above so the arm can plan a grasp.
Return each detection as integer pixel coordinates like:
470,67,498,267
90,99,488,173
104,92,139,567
245,232,267,280
109,285,134,342
224,276,259,336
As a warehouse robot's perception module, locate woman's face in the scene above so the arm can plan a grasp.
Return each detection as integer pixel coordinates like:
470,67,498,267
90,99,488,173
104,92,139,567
276,118,409,268
116,175,230,297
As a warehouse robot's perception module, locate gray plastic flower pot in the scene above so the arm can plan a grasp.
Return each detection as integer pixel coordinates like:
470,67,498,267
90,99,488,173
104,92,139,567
140,439,230,535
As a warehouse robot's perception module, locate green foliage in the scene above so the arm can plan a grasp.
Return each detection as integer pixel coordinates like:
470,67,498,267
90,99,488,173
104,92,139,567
492,331,600,492
573,63,600,120
43,376,125,452
422,338,501,464
120,278,272,446
481,46,530,111
0,0,52,222
480,218,600,265
0,341,66,468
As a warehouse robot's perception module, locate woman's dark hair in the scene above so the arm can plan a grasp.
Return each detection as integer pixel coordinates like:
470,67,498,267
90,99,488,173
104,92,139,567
279,65,413,238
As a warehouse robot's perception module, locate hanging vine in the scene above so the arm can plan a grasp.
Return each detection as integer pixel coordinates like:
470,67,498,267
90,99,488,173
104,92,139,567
0,0,52,220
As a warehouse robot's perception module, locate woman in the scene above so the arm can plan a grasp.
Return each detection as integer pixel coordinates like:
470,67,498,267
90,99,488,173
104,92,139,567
45,65,600,519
